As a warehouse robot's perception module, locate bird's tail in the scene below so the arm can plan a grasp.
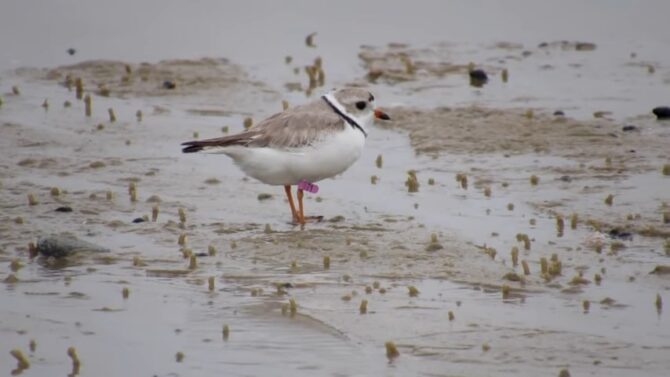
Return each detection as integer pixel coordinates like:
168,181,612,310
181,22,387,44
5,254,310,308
181,132,256,153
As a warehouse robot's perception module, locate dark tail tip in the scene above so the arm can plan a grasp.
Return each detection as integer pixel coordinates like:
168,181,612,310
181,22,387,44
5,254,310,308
181,142,204,153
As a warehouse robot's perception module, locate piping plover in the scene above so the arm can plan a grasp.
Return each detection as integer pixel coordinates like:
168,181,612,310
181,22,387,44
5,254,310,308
181,88,390,224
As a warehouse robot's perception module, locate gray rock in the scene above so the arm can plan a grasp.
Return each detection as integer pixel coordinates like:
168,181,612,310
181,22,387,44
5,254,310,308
37,233,109,258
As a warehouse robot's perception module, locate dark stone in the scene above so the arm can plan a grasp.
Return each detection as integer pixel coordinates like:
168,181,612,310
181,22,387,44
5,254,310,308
652,106,670,119
469,69,488,88
553,110,565,116
55,206,73,213
66,48,76,56
468,69,488,81
132,217,146,223
163,80,176,90
622,125,637,132
608,228,633,241
559,175,572,182
195,252,208,257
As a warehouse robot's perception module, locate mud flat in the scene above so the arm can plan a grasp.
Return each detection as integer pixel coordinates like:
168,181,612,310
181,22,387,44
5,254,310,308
2,25,670,377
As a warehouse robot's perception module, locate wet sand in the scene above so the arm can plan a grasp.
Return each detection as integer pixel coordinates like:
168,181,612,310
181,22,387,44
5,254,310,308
2,1,670,376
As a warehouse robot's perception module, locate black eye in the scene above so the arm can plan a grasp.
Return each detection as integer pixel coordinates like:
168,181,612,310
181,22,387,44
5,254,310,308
356,101,367,110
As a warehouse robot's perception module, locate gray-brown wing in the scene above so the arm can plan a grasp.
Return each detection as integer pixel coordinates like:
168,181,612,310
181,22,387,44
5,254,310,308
181,131,261,153
248,101,345,149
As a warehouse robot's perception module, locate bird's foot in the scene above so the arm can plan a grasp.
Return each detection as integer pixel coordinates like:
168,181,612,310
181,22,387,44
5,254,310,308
290,215,323,226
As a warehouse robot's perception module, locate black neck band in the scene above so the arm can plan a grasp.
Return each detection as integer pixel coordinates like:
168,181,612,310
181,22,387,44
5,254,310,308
321,96,367,138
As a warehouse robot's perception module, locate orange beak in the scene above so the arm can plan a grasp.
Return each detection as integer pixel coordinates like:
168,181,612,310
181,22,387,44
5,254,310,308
374,108,391,120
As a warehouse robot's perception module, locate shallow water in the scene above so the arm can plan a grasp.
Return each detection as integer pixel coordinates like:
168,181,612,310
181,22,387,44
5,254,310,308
2,1,670,376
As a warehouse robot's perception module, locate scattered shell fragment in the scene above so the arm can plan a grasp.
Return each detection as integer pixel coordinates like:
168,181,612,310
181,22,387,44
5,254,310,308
408,286,419,297
484,187,491,197
108,108,116,122
305,32,317,47
501,68,509,82
385,341,399,360
530,175,539,185
569,275,590,285
323,255,330,269
482,343,491,352
375,154,383,168
208,276,215,292
178,207,186,223
189,255,197,270
540,257,548,275
243,117,253,129
12,85,21,95
556,215,565,236
359,299,368,314
222,324,230,340
151,205,159,222
511,247,519,267
27,193,38,206
604,194,614,206
128,183,137,202
662,164,670,176
175,351,184,362
29,340,36,353
178,233,187,246
84,94,91,116
516,233,531,250
370,175,378,184
405,170,419,193
570,213,578,229
42,98,49,110
208,245,217,256
456,173,468,189
136,110,143,122
289,298,297,317
10,348,30,370
582,300,590,313
656,293,663,313
67,346,81,373
558,369,571,377
75,78,83,99
122,287,130,299
448,311,455,321
501,284,511,299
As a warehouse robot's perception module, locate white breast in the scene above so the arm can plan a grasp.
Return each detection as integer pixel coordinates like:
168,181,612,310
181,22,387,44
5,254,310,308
223,125,366,185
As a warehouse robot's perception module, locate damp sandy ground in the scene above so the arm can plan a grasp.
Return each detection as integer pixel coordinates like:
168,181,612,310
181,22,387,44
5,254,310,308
2,1,670,376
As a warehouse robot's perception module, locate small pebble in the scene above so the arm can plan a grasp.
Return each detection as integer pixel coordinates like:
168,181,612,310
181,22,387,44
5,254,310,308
652,106,670,119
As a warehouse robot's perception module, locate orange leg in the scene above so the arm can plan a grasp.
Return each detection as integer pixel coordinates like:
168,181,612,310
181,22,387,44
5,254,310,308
297,189,305,224
284,185,299,223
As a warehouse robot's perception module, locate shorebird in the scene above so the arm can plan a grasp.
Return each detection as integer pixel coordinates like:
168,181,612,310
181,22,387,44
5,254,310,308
181,88,390,224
